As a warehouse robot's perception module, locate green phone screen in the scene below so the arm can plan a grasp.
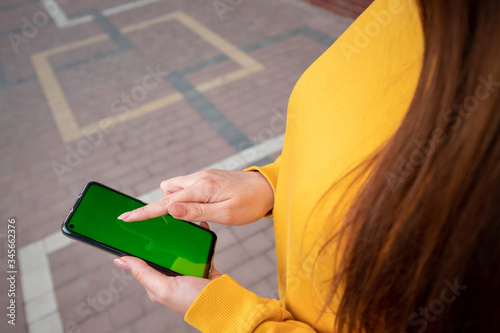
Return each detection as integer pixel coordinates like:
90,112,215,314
66,183,215,278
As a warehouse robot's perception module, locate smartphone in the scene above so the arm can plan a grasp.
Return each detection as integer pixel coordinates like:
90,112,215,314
61,181,217,278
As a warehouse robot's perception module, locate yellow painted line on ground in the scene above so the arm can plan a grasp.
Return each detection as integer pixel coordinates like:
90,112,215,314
32,11,264,143
31,34,110,143
31,53,82,142
197,64,264,93
41,35,109,57
174,12,262,70
120,12,178,34
80,92,184,134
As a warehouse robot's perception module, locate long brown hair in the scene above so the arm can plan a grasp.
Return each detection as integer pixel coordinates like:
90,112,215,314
325,1,500,332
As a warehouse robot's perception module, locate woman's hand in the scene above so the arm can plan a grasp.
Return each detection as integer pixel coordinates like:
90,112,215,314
113,222,222,316
118,169,274,225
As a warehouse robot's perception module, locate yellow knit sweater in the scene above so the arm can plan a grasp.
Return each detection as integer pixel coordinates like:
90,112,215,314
185,0,423,331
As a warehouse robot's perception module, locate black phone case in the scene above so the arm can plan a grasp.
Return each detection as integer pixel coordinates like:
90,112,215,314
61,181,217,278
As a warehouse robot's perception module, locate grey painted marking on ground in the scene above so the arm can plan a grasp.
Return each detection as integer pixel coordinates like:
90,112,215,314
0,26,25,38
177,54,229,76
0,0,37,12
179,25,334,77
0,9,133,90
0,0,56,38
0,25,335,90
243,28,303,53
299,26,337,46
54,48,123,73
167,72,255,151
89,9,134,51
0,50,122,90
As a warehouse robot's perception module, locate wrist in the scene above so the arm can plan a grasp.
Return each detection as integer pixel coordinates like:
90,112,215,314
246,170,275,215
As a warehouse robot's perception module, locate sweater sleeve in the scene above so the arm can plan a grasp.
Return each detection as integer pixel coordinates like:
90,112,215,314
244,156,281,217
184,275,318,332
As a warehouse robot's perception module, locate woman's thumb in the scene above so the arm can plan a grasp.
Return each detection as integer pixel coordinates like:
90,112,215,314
170,202,218,222
169,203,188,218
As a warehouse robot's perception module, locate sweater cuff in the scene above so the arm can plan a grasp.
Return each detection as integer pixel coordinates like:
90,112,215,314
244,156,281,217
185,275,277,332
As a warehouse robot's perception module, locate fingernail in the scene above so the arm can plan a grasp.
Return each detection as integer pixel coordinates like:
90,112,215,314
170,204,187,218
117,211,132,221
113,258,130,270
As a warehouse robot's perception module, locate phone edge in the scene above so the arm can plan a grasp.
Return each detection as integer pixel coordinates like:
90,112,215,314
60,181,216,278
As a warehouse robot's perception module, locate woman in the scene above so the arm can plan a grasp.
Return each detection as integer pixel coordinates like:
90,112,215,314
114,0,500,331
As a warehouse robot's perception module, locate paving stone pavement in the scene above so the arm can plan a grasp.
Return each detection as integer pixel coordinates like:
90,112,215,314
0,0,352,332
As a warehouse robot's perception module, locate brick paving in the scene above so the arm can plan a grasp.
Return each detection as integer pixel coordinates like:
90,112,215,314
303,0,374,18
0,0,352,332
